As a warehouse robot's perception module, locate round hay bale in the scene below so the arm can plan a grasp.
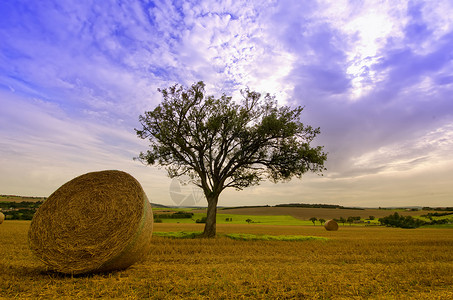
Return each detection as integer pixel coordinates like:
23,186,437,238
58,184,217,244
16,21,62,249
0,212,4,224
28,170,153,274
324,219,339,231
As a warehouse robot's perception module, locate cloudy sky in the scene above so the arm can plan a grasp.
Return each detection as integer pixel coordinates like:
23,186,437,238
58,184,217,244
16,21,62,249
1,0,452,207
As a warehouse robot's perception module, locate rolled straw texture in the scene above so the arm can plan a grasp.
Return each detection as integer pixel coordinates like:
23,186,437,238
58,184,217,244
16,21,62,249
28,170,153,274
324,219,339,231
0,212,4,224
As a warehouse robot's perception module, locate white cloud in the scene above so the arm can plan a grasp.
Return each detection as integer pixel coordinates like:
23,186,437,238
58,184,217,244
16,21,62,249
1,0,453,207
0,90,169,201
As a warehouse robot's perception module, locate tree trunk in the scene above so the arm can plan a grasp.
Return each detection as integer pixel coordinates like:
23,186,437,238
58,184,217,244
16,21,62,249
202,194,219,238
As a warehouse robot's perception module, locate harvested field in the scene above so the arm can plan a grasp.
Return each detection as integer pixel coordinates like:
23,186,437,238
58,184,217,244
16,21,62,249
1,221,452,299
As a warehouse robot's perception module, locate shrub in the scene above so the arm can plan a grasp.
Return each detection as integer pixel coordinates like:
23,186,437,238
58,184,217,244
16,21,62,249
379,212,425,229
196,217,207,223
154,211,194,219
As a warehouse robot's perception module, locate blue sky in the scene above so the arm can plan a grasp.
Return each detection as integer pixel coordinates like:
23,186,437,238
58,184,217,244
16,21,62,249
1,0,452,207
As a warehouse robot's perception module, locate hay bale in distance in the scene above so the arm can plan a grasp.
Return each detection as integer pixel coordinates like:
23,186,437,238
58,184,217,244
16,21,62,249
324,219,339,231
0,212,4,224
28,170,153,274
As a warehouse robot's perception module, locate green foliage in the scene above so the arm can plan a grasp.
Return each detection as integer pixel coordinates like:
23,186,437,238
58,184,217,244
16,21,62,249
0,201,43,210
135,80,327,189
220,205,270,210
347,216,361,225
135,81,327,236
3,209,35,220
422,206,453,211
0,201,42,220
153,211,194,219
196,216,207,223
309,217,317,225
422,212,453,218
427,218,451,225
275,203,364,210
379,212,425,229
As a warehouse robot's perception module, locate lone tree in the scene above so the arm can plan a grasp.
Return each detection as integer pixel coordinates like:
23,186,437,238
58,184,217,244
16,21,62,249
135,81,327,237
310,217,318,225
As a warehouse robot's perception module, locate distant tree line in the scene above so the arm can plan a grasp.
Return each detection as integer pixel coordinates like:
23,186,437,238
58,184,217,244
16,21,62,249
0,201,43,210
221,205,270,210
379,212,452,228
379,213,425,228
0,201,42,220
2,209,36,220
154,211,194,219
421,212,453,218
276,203,364,210
422,207,453,211
0,195,46,200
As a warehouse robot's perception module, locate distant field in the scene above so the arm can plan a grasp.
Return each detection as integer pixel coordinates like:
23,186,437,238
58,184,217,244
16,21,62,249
155,213,311,225
3,196,449,226
215,206,433,220
1,221,452,299
0,195,45,203
218,213,308,225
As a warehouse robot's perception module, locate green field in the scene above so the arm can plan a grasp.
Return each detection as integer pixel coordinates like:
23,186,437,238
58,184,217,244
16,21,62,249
156,213,311,225
154,209,452,227
153,206,451,227
1,220,452,299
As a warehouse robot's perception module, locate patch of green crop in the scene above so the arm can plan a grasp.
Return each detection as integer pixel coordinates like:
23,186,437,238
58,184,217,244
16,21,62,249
153,231,204,238
217,213,308,225
153,231,328,241
224,233,328,241
154,212,312,225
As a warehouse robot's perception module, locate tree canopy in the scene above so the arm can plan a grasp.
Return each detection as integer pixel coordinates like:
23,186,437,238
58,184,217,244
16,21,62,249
135,81,327,237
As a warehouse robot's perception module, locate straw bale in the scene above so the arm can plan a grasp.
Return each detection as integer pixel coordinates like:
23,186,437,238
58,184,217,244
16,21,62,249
0,212,4,224
28,170,153,274
324,219,339,231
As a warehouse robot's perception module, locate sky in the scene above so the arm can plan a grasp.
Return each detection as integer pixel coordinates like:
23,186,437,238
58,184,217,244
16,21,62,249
1,0,452,208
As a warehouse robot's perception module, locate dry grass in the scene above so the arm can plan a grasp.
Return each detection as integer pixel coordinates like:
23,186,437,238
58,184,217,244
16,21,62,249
1,221,452,299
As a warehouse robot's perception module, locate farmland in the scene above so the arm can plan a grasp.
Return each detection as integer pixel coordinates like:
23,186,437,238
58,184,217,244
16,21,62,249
217,206,429,220
157,206,452,227
1,220,452,299
0,195,46,203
